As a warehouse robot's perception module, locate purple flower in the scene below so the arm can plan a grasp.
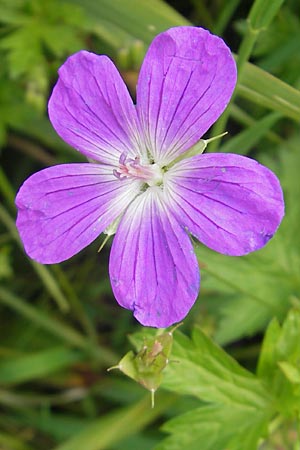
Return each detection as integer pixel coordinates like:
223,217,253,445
15,27,284,327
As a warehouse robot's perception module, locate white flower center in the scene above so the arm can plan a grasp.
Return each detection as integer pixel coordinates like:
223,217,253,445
114,153,163,186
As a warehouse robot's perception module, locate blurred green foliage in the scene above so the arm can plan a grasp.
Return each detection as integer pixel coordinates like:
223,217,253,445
1,0,300,449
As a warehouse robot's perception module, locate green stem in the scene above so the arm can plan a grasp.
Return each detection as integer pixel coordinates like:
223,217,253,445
213,0,240,35
209,27,258,153
51,265,99,343
0,167,16,209
8,134,55,166
0,286,85,349
0,287,116,365
0,386,88,408
230,104,282,145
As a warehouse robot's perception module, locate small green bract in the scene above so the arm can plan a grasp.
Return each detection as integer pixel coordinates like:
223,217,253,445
108,323,182,407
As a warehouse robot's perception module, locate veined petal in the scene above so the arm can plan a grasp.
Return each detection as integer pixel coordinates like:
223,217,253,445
165,153,284,256
48,51,143,164
16,164,141,263
136,26,236,165
109,187,200,327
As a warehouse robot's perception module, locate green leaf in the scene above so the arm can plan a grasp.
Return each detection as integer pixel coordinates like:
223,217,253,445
256,318,281,380
0,347,85,385
257,308,300,415
10,411,89,441
156,328,274,450
220,111,282,154
248,0,285,30
163,328,272,407
257,310,300,382
53,393,175,450
278,361,300,385
157,404,269,450
0,0,88,109
238,61,300,121
69,0,189,48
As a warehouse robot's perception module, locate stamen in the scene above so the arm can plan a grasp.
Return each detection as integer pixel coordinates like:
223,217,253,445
114,153,163,186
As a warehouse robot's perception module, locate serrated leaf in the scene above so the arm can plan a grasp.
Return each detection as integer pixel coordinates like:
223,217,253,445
157,404,269,450
156,328,273,450
163,328,272,408
0,27,44,78
42,25,83,56
0,0,88,109
258,309,300,376
278,361,300,385
256,318,281,379
257,309,300,415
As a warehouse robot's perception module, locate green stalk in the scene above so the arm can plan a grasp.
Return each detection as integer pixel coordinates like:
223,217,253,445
0,287,86,349
51,265,99,344
230,104,282,145
213,0,240,36
0,287,116,365
0,167,15,208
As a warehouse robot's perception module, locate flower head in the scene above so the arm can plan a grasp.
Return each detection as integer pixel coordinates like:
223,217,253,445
15,26,284,327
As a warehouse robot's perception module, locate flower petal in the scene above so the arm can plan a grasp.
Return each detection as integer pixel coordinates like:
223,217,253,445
48,51,142,164
16,164,141,263
109,187,200,327
136,26,237,165
165,153,284,256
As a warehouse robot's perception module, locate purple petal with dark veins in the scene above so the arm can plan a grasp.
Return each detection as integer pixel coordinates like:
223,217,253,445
136,26,237,165
16,164,141,263
165,153,284,256
109,187,200,327
48,51,142,164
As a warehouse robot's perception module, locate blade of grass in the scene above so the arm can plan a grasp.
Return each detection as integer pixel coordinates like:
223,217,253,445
0,387,89,408
0,287,116,365
53,391,175,450
210,0,286,151
70,0,189,46
0,166,16,207
213,0,240,35
220,111,282,154
0,346,85,385
230,104,282,145
238,61,300,121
